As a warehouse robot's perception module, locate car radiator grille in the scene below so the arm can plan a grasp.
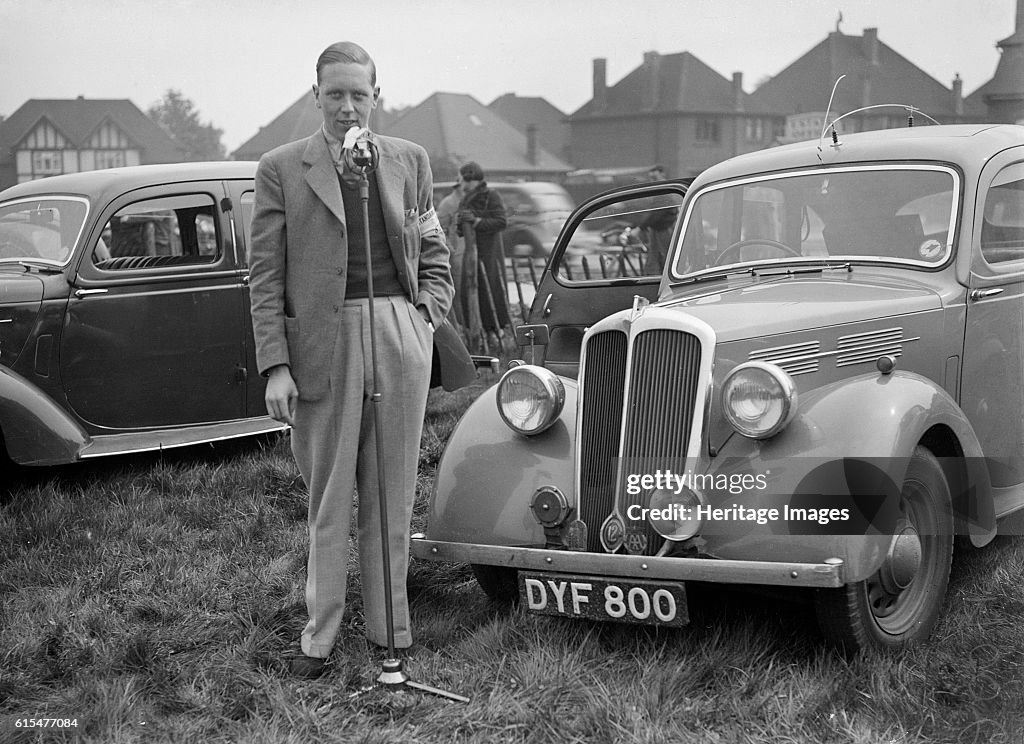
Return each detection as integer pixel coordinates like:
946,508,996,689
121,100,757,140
578,328,702,555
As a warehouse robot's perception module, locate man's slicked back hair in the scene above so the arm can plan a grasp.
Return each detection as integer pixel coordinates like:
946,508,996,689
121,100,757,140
316,41,376,86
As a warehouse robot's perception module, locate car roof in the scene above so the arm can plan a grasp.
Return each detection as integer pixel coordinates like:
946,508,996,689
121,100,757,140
0,161,258,203
691,124,1024,189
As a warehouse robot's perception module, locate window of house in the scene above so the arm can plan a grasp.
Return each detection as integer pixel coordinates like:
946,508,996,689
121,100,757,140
95,150,126,169
31,151,63,176
93,193,221,271
745,119,763,142
696,118,720,143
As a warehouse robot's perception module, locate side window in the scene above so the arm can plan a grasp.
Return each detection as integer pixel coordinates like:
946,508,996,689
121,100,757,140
555,191,683,282
239,190,254,268
93,193,220,271
981,163,1024,265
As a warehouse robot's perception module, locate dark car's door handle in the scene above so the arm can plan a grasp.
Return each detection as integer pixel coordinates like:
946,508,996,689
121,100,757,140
74,288,108,298
969,287,1004,301
541,293,552,317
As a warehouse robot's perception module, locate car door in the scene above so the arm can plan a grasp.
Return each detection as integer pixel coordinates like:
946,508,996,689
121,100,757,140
960,153,1024,502
521,181,688,377
62,181,249,430
225,179,271,418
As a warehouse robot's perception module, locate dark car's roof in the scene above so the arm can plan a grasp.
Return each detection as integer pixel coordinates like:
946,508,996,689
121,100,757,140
0,161,258,203
691,124,1024,189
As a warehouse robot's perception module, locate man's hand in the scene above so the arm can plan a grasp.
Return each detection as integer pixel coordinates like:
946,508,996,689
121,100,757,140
265,365,298,425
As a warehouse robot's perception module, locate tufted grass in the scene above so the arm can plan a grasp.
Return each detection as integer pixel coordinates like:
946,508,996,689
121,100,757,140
1,377,1022,743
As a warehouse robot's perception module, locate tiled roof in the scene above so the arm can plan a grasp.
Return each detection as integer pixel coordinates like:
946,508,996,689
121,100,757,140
384,92,572,174
0,98,183,164
488,93,570,160
572,51,757,118
749,31,973,119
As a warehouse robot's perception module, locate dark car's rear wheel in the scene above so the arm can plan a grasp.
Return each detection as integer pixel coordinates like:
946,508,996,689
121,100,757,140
471,564,519,604
814,446,953,654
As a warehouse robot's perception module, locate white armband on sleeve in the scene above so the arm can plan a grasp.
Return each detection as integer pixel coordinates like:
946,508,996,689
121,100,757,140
418,207,442,237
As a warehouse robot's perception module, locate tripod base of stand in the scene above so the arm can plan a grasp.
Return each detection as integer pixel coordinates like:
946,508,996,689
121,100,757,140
376,658,470,703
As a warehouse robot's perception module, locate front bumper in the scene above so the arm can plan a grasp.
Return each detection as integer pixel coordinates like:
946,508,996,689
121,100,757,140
411,537,846,589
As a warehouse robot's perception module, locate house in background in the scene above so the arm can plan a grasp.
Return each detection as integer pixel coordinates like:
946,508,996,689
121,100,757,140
488,93,571,165
230,90,406,161
966,0,1024,124
383,92,572,183
567,51,774,179
0,97,183,190
750,25,984,144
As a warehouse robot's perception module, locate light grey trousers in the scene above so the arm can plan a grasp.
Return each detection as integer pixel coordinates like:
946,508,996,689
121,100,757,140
291,295,432,657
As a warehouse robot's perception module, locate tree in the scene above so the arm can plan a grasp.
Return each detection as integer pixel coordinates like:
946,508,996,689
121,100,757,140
147,89,226,161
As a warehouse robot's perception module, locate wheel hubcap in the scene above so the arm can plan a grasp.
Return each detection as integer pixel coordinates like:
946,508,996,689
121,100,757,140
881,524,922,594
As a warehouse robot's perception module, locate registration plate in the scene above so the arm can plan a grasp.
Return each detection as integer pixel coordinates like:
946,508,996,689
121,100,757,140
519,572,688,627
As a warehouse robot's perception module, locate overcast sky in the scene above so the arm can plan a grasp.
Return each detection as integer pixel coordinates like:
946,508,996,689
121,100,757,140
0,0,1017,152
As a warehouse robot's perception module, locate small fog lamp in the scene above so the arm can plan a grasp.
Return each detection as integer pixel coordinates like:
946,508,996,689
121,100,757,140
721,361,797,439
496,364,565,435
647,486,704,541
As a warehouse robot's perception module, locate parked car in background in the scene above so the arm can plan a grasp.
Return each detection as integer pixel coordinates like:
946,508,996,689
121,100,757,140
413,123,1024,652
0,162,475,467
434,181,575,257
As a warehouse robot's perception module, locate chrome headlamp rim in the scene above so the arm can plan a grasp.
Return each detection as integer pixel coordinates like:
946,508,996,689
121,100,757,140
496,364,566,436
647,485,705,541
721,361,797,439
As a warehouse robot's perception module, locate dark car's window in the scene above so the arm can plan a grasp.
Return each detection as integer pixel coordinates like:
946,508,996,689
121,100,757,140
555,191,683,282
981,163,1024,265
93,193,219,271
239,190,254,268
0,197,89,266
672,165,958,279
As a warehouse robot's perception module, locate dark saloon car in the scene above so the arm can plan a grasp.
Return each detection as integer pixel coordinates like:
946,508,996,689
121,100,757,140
0,162,474,467
412,123,1024,652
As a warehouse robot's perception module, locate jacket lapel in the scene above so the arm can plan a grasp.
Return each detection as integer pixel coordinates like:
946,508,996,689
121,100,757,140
303,135,346,230
372,135,410,267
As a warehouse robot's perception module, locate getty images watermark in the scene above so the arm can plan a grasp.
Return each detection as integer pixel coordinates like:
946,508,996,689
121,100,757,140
624,468,852,527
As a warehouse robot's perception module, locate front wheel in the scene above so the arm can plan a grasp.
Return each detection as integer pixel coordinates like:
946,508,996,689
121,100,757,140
814,446,953,653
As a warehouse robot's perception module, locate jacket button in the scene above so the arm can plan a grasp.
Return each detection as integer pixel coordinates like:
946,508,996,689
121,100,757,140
333,305,340,313
337,266,344,275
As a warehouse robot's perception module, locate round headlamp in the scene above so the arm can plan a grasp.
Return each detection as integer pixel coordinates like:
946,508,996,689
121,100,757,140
647,485,704,541
721,361,797,439
496,364,565,435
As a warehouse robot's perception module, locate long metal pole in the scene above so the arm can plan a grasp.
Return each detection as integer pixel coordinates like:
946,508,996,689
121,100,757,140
354,160,468,703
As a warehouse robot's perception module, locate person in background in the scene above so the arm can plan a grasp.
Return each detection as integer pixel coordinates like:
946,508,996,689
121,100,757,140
435,182,466,328
457,162,510,340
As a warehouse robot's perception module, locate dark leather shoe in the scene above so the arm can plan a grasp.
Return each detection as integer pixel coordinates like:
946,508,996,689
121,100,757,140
287,654,327,679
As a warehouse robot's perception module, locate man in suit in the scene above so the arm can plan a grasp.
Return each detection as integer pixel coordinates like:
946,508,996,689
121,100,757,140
249,41,453,678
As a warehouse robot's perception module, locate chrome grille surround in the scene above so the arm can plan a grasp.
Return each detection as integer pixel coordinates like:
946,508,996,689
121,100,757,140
575,307,716,556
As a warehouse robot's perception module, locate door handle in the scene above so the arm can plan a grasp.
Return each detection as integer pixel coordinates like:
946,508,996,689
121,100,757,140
74,288,108,298
541,293,553,317
969,287,1004,301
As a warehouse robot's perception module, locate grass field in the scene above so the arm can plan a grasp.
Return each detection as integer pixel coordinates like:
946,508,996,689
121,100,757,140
1,378,1023,743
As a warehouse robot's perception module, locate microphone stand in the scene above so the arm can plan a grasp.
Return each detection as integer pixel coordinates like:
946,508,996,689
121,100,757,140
349,139,469,704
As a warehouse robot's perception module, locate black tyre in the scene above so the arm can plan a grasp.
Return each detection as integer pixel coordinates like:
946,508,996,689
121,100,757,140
508,231,544,258
815,446,953,653
470,564,519,604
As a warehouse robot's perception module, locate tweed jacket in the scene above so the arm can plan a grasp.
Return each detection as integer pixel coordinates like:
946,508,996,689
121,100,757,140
249,132,453,400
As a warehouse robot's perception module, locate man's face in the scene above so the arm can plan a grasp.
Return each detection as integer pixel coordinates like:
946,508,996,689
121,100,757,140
460,175,480,195
313,61,379,141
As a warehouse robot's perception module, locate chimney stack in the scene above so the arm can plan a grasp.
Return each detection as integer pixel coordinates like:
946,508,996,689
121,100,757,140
526,124,538,165
642,51,661,111
863,28,880,66
592,58,607,111
952,74,964,117
732,71,744,112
